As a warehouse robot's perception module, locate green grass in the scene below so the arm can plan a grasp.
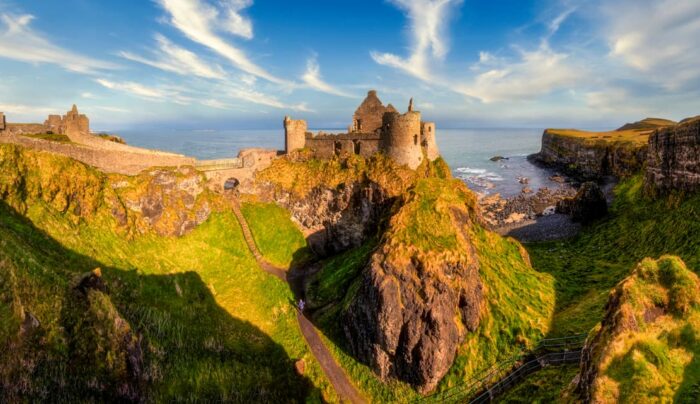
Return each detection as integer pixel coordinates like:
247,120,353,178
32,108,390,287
528,175,700,337
300,178,555,402
498,364,579,403
240,201,312,268
0,144,336,402
22,133,73,143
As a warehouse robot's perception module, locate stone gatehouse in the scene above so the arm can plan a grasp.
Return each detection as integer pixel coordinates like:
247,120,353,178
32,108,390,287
283,90,439,169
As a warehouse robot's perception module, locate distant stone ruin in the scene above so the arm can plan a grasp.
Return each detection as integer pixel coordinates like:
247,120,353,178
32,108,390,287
0,104,89,140
284,90,440,169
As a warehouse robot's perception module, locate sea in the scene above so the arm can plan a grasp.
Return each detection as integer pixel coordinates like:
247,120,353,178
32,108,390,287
116,128,561,198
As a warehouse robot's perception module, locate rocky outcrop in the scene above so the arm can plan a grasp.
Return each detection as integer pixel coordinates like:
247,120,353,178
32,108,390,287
556,182,608,223
254,154,420,256
480,186,576,227
575,256,700,402
645,117,700,194
342,178,484,393
0,143,214,237
531,130,648,180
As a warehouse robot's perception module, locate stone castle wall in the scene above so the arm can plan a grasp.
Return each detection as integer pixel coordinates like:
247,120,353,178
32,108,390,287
284,116,307,153
380,111,423,169
305,132,380,159
646,118,700,194
3,123,49,135
0,132,195,175
0,112,5,131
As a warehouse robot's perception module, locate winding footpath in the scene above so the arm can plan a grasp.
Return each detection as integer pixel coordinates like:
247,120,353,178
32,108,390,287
230,198,365,404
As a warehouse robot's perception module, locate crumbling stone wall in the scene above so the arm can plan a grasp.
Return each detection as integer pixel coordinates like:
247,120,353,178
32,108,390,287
380,111,423,169
0,133,195,175
0,112,5,131
3,123,48,135
350,90,397,134
305,132,380,159
284,116,307,153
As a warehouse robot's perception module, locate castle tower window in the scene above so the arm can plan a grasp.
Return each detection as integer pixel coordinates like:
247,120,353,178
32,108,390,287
414,134,418,145
354,140,361,155
356,119,362,131
334,141,342,156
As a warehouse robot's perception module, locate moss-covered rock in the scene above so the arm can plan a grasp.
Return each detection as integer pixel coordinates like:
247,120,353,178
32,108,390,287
575,256,700,402
0,143,216,237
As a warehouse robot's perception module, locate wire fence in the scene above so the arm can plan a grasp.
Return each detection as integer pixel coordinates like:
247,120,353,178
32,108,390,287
415,333,587,403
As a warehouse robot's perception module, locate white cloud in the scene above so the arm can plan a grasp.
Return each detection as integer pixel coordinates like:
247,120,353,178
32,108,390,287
0,103,56,116
223,85,313,111
0,14,115,74
95,78,192,105
604,0,700,89
119,34,227,80
371,0,462,81
156,0,286,84
460,43,583,103
221,0,254,39
301,56,354,98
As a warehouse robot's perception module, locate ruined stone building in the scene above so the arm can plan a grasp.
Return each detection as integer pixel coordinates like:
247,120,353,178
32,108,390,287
284,90,439,169
0,105,90,139
44,104,90,137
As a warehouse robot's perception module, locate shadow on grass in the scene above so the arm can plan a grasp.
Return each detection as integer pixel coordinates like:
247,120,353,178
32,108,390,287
0,200,319,402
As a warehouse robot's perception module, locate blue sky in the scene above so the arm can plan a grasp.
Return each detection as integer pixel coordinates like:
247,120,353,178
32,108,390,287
1,0,699,130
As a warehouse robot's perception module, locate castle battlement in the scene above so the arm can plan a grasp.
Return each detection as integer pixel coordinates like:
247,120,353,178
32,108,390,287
283,90,439,169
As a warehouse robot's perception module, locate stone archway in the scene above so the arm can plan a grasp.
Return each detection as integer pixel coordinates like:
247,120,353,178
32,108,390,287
224,177,240,191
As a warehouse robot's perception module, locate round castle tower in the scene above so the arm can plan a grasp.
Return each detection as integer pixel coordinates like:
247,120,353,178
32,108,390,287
284,116,307,153
379,100,423,169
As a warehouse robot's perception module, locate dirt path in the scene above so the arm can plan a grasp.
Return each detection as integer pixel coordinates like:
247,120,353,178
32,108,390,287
230,197,365,404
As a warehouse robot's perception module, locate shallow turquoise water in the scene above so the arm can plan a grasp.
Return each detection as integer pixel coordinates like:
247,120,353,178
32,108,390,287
117,128,559,197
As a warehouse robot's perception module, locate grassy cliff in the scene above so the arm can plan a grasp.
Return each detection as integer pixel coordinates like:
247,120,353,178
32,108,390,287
0,144,334,401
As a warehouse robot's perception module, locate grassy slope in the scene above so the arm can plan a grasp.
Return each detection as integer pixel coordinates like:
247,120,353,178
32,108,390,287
529,175,700,338
545,128,652,146
299,177,555,402
240,200,312,268
0,145,335,402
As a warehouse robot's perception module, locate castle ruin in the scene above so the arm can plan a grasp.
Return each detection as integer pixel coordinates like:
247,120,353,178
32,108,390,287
284,90,439,169
0,104,90,140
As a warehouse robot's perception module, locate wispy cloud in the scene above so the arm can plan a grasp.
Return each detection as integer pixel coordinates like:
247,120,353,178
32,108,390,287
156,0,286,84
224,85,313,111
301,55,354,98
119,34,227,79
95,78,192,105
460,42,582,102
371,0,462,81
0,14,115,74
604,0,700,89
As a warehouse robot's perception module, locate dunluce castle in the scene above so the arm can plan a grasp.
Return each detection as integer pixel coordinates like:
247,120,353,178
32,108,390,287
0,90,438,191
284,90,440,169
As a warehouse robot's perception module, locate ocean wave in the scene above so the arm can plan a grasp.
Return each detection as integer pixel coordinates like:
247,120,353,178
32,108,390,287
455,167,487,174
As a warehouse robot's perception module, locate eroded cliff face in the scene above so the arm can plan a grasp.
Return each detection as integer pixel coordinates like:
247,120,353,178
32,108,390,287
645,118,700,194
532,130,647,180
343,178,484,393
575,256,700,402
0,143,215,237
253,154,423,256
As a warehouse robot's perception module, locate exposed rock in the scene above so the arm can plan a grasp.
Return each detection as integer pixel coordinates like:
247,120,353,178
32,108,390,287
74,268,107,295
645,117,700,195
521,186,532,194
480,187,576,228
556,182,607,223
531,129,648,180
490,155,508,162
343,178,484,393
518,176,529,184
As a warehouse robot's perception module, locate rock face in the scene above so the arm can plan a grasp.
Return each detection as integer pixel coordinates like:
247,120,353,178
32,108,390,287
342,179,484,393
556,182,608,223
532,130,648,180
480,186,576,227
645,117,700,194
264,181,393,256
575,256,700,402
